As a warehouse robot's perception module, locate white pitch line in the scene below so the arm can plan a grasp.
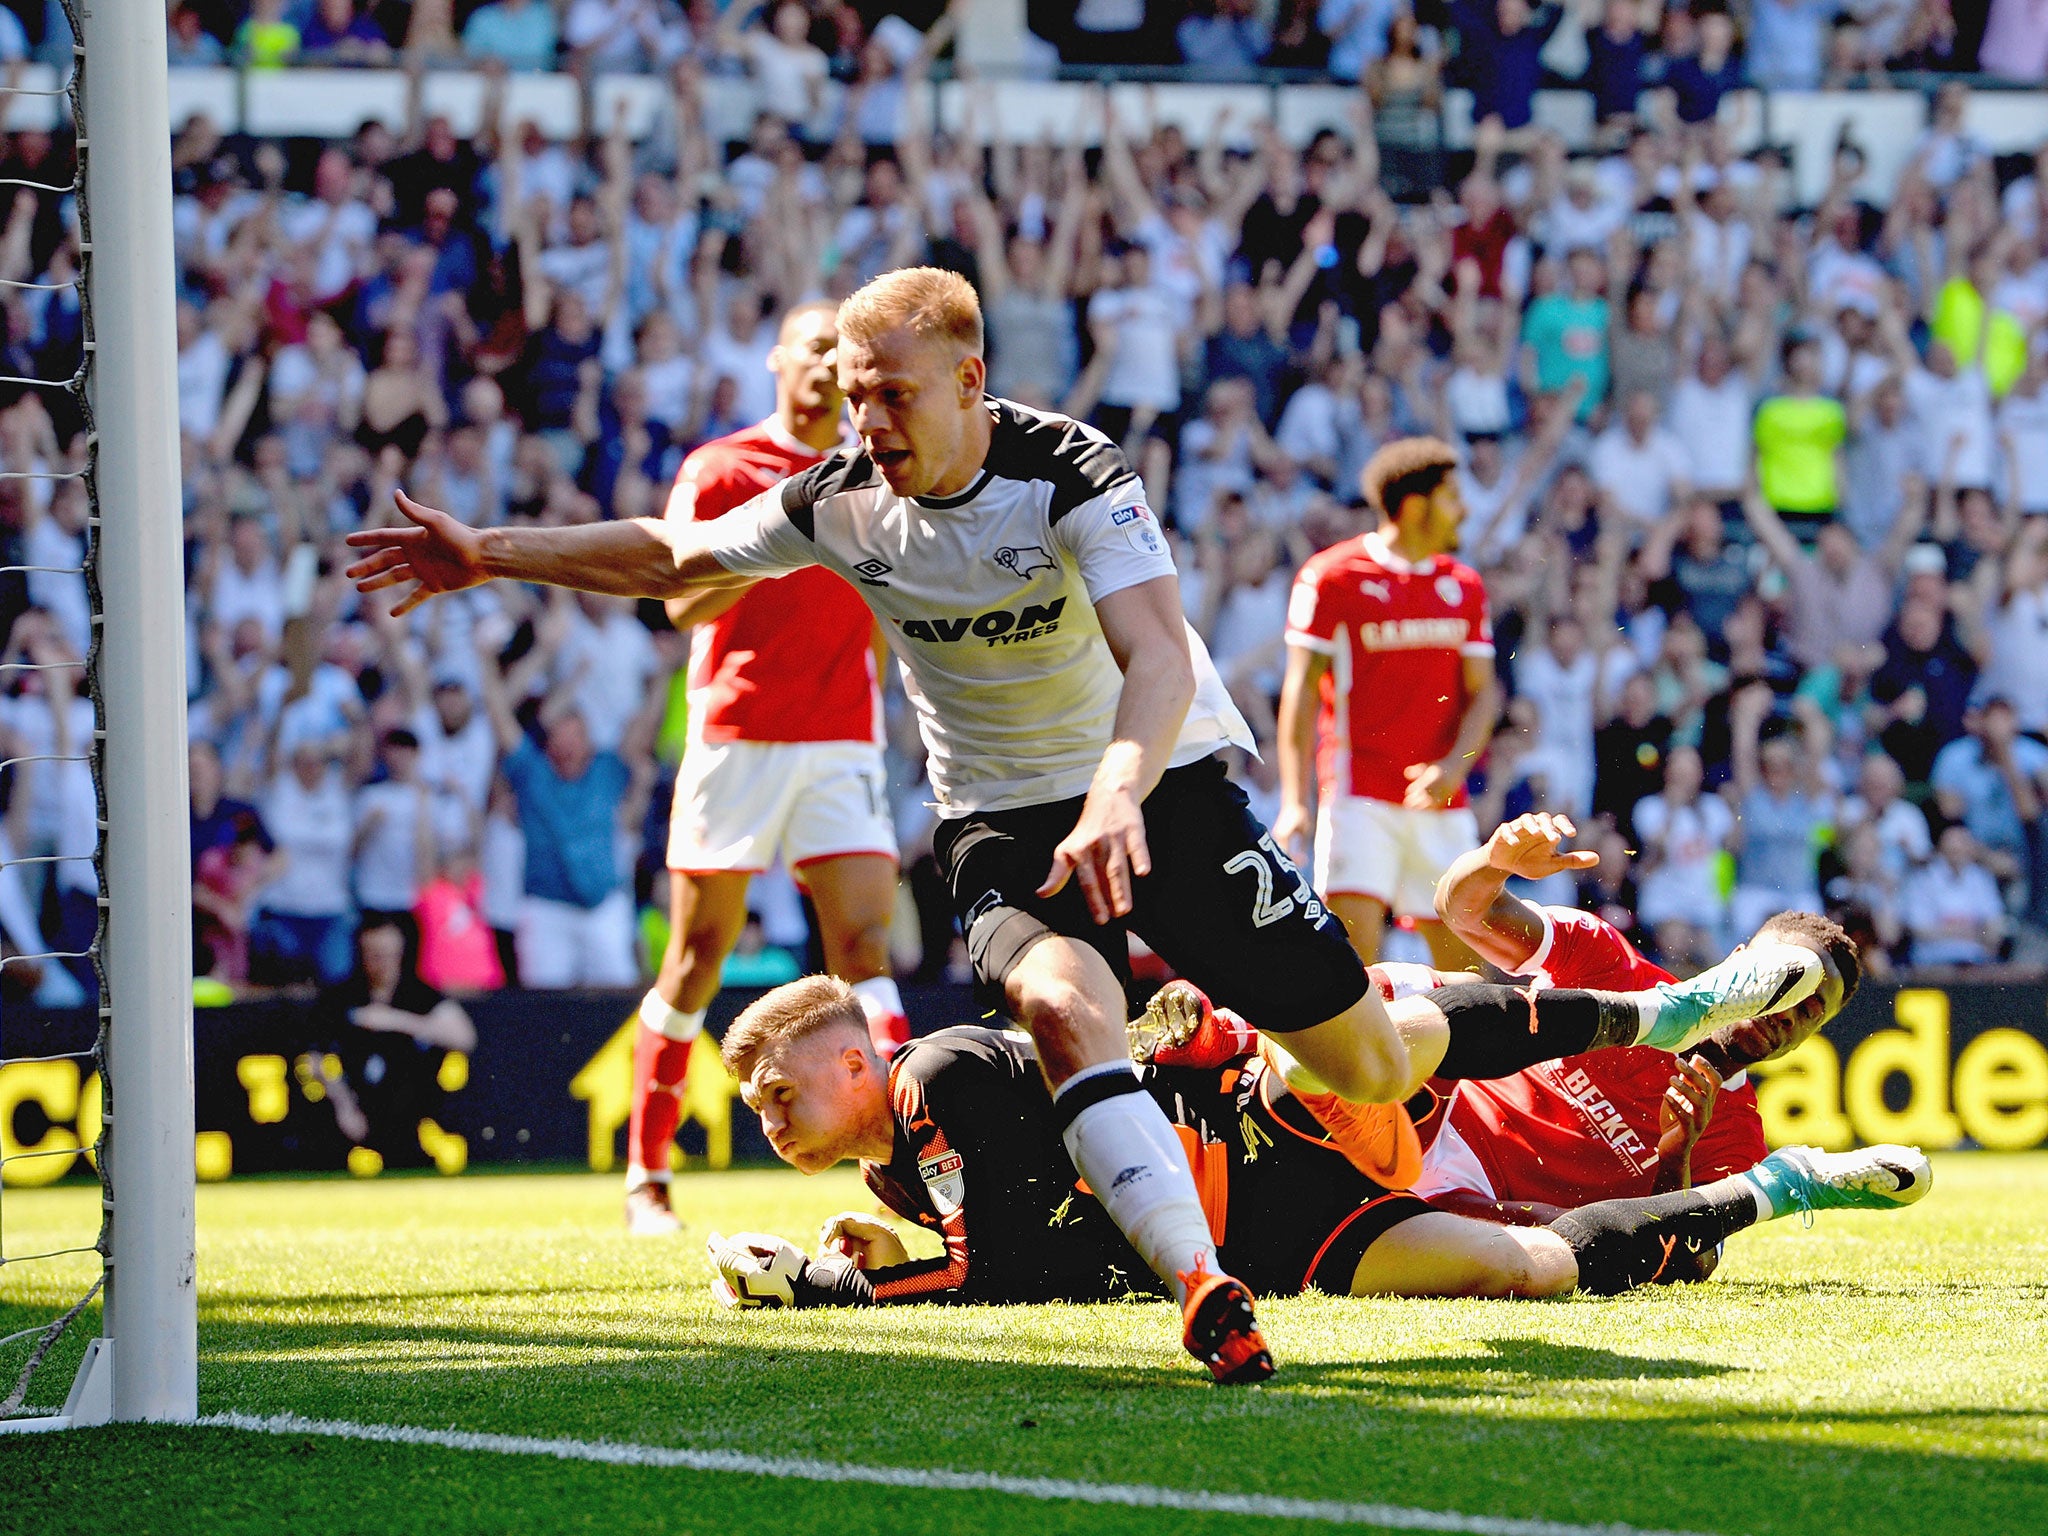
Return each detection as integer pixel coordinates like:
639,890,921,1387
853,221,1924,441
196,1411,1722,1536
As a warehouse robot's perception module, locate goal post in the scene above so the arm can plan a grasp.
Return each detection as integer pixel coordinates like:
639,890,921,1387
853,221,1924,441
80,0,196,1424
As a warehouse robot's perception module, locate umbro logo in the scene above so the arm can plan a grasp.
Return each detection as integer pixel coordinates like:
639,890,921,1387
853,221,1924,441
993,544,1057,580
851,558,893,586
1359,579,1390,602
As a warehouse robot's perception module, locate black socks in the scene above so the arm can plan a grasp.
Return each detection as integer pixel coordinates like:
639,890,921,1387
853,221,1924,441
1429,984,1643,1081
1548,1184,1760,1295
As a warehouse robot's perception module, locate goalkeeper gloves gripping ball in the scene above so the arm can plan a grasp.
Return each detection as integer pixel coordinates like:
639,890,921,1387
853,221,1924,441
707,1231,868,1309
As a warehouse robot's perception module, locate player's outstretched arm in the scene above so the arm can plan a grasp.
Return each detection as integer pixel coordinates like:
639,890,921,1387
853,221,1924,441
1434,811,1599,972
346,489,742,614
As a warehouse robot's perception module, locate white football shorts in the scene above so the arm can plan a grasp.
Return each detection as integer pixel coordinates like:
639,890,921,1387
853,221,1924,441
666,739,896,875
1314,795,1479,919
1409,1112,1498,1203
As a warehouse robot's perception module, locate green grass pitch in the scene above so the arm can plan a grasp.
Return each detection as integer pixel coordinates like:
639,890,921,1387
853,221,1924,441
3,1153,2046,1536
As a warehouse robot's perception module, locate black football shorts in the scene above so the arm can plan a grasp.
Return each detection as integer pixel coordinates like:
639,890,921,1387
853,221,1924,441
933,755,1370,1032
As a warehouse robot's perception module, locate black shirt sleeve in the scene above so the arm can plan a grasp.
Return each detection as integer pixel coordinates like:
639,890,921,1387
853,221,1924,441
854,1028,1151,1306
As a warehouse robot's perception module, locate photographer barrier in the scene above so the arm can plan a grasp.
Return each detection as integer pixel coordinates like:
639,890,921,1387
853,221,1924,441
3,978,2045,1184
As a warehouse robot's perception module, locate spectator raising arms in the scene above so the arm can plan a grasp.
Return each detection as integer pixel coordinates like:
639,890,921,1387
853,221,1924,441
472,608,670,988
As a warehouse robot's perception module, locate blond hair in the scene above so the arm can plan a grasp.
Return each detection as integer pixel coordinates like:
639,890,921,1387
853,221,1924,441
1360,436,1459,520
720,974,869,1081
837,266,984,356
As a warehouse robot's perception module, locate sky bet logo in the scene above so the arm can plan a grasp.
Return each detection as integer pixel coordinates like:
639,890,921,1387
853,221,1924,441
896,597,1065,646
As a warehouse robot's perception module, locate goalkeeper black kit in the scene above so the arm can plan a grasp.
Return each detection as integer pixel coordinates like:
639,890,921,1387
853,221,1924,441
799,1026,1433,1306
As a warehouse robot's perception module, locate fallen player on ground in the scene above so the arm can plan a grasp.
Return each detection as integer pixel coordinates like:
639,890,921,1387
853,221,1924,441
1141,811,1871,1280
702,975,1928,1312
1424,811,1864,1245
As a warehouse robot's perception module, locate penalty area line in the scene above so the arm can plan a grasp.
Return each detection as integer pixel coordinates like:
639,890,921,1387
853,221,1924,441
196,1411,1722,1536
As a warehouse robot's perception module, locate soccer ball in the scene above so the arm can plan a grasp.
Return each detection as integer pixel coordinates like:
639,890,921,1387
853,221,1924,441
709,1232,804,1309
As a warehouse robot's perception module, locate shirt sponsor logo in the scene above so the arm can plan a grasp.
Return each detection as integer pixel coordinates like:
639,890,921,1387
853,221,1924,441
1357,617,1472,650
1558,1065,1654,1173
1111,505,1150,526
992,544,1057,579
896,598,1066,647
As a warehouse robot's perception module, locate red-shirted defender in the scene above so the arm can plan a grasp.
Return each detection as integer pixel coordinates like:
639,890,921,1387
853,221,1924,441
1277,437,1500,971
626,302,909,1235
1417,811,1861,1242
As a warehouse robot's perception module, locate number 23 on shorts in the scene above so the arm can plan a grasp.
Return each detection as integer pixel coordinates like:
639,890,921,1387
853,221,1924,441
1224,834,1324,929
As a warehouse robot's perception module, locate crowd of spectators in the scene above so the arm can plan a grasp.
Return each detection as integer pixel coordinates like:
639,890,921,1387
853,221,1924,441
0,0,2005,87
2,1,2048,1009
1036,0,2044,88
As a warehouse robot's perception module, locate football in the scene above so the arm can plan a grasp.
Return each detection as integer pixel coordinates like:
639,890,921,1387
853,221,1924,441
707,1232,803,1309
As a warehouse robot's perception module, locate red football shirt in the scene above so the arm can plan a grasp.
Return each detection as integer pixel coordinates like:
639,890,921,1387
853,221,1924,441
667,419,881,745
1285,530,1493,806
1439,906,1767,1207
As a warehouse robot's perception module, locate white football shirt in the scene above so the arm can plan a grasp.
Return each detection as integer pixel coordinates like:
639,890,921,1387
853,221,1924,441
697,399,1252,815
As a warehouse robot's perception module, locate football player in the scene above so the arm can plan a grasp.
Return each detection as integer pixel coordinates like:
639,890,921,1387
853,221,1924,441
702,974,1927,1313
1144,811,1866,1278
350,267,1829,1382
1422,811,1858,1244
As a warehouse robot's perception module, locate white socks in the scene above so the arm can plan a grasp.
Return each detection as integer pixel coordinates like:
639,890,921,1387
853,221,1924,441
639,990,705,1041
1055,1061,1218,1305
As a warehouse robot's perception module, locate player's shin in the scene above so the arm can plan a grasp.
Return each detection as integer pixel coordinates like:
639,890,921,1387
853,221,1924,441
1546,1183,1762,1295
1054,1061,1219,1305
626,992,704,1190
1423,984,1643,1080
1422,945,1825,1080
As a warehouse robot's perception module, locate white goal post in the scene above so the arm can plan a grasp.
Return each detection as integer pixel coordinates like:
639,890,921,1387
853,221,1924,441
0,0,195,1432
88,0,199,1426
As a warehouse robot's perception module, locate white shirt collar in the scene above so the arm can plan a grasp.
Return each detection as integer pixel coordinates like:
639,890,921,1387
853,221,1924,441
757,412,840,460
1361,529,1438,575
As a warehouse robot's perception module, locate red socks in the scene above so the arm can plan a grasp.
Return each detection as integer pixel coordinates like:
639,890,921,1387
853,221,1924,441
852,975,910,1055
627,990,704,1188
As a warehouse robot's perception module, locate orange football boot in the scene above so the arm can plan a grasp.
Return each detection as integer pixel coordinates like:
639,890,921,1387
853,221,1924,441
1179,1259,1275,1385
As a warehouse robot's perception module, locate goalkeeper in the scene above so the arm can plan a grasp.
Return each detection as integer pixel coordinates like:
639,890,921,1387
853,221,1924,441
706,972,1928,1311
